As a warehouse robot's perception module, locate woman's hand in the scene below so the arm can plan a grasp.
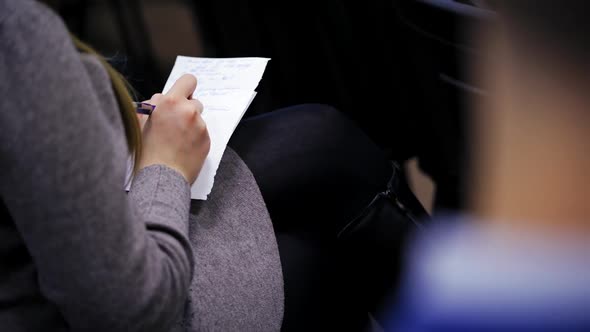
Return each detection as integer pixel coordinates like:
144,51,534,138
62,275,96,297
138,74,210,184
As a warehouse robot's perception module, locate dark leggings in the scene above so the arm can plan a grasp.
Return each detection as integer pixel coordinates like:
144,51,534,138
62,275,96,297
228,104,391,331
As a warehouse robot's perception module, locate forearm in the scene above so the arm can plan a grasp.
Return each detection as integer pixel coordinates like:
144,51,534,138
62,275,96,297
0,2,194,330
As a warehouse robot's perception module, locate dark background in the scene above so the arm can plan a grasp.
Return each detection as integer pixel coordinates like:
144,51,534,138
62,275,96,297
54,0,495,212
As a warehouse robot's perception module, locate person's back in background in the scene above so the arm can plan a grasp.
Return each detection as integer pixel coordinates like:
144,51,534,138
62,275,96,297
383,1,590,330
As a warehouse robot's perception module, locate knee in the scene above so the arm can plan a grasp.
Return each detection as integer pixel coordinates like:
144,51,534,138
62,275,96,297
286,103,340,118
280,103,353,131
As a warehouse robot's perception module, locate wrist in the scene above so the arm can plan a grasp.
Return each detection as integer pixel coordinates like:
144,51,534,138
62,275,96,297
138,160,191,184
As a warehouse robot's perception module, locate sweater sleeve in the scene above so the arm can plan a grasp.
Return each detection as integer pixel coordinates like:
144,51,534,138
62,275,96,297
0,2,193,331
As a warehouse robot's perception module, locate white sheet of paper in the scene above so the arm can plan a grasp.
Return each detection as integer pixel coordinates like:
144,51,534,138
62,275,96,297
126,57,269,200
162,56,270,93
188,90,257,200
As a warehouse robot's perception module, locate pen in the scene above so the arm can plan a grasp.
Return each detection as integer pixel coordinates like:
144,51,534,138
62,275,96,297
133,102,156,115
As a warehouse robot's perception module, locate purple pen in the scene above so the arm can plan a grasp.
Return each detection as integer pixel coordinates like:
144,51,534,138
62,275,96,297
133,102,156,115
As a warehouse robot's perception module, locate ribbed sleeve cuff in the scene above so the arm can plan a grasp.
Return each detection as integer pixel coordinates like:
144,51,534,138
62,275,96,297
129,165,191,232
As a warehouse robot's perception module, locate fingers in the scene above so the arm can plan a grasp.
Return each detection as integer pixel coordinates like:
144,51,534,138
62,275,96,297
190,99,204,114
151,94,202,115
148,93,163,104
147,81,203,117
136,113,148,130
167,74,197,99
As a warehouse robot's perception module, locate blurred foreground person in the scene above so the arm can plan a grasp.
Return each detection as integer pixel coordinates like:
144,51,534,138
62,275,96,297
384,1,590,331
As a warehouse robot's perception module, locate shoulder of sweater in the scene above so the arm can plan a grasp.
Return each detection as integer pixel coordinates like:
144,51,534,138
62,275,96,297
80,54,110,87
0,0,72,50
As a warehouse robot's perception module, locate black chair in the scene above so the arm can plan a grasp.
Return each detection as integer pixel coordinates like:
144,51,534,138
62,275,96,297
57,0,164,98
107,0,163,93
186,0,402,142
394,0,495,212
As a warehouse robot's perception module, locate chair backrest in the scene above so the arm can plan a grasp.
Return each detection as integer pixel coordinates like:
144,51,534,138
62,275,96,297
394,0,495,210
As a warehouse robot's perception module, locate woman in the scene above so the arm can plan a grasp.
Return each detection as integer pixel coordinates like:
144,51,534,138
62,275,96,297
0,0,393,331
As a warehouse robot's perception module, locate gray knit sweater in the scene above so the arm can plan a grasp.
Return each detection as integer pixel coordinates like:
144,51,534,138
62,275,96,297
0,1,283,331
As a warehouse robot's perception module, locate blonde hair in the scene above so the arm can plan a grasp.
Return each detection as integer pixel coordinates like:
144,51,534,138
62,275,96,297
71,36,142,172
